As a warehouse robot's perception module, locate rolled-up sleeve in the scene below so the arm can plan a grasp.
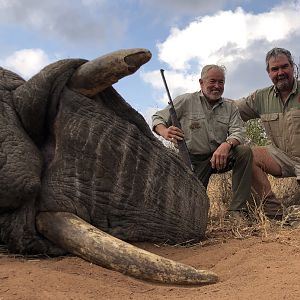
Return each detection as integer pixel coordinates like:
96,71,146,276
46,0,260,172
235,92,260,122
152,94,187,131
151,105,171,131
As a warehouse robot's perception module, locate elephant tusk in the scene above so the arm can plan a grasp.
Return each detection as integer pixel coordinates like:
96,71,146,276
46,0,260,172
67,48,152,97
36,212,218,285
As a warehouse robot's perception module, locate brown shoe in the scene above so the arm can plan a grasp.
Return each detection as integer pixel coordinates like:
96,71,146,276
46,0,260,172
264,211,283,220
263,197,283,220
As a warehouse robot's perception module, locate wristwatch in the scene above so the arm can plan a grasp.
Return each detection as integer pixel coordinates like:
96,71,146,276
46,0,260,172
226,140,234,149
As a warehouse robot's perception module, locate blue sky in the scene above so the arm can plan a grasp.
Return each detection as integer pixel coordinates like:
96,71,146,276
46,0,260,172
1,0,300,124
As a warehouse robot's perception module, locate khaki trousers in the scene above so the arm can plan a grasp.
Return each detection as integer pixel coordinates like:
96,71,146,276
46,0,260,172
190,145,253,211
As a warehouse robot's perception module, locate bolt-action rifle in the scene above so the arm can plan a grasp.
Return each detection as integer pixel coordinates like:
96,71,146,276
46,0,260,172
160,69,193,171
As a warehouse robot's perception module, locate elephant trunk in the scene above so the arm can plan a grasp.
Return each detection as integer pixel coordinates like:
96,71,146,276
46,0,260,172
36,212,218,285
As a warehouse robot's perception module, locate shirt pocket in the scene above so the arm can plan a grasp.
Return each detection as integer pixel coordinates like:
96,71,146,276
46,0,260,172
290,109,300,134
184,113,206,144
289,109,300,156
261,113,280,137
215,115,230,142
215,115,230,129
188,113,206,131
184,113,207,153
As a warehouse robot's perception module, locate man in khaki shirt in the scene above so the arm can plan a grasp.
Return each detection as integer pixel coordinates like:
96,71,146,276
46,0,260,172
236,47,300,218
152,65,252,218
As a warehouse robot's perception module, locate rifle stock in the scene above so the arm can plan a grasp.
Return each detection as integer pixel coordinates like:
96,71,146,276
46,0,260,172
160,69,193,171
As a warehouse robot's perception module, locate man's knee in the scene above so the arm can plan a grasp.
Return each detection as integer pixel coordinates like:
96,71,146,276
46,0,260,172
252,146,266,159
251,146,281,175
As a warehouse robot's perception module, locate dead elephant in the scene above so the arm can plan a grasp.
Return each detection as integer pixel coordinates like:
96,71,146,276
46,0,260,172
0,48,217,285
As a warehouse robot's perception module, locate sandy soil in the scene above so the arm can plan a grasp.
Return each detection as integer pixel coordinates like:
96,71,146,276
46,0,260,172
0,227,299,300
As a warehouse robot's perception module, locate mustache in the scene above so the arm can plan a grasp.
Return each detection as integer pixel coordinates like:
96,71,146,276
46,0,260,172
277,74,288,80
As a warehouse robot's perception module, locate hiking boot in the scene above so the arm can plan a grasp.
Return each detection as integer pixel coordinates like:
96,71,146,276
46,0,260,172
264,211,283,220
263,208,283,220
263,197,283,220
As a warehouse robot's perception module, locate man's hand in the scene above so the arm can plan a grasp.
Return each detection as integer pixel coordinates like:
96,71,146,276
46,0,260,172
154,124,184,144
210,142,231,170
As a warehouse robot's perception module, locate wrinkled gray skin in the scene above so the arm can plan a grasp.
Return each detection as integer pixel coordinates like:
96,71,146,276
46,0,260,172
0,49,209,257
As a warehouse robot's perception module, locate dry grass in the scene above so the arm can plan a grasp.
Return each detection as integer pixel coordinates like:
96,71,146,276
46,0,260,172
206,173,300,242
152,175,300,250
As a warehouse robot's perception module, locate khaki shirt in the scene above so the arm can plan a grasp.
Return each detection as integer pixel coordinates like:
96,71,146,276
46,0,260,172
236,80,300,160
152,91,246,155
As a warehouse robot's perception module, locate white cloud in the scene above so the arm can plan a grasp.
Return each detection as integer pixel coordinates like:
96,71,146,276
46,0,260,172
1,49,51,79
158,3,300,70
142,69,198,105
145,0,300,105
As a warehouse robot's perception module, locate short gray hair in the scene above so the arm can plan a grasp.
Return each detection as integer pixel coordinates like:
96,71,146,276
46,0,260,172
265,47,294,72
201,64,226,79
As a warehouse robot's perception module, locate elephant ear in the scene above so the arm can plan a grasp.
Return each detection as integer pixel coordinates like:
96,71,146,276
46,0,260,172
12,48,151,147
0,63,84,254
0,67,42,210
13,59,86,147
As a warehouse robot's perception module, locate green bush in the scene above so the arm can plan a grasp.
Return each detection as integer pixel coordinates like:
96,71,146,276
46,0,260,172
245,119,269,146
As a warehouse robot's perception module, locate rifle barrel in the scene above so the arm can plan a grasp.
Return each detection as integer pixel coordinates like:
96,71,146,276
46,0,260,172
159,69,193,171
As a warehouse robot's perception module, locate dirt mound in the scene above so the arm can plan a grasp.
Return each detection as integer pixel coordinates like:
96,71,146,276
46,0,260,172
1,227,299,300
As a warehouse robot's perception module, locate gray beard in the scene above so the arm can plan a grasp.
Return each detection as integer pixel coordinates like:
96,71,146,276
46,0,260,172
276,79,293,92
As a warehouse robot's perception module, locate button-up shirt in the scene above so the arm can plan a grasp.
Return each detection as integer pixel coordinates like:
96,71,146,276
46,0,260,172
236,80,300,161
152,91,246,155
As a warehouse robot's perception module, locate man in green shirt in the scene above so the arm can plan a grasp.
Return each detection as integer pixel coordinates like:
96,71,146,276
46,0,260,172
236,47,300,218
152,65,252,219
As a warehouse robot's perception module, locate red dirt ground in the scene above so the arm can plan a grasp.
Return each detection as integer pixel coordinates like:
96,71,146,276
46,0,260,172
0,227,299,300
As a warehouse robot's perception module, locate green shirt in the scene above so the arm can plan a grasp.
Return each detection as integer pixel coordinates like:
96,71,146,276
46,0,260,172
236,80,300,159
152,91,246,155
